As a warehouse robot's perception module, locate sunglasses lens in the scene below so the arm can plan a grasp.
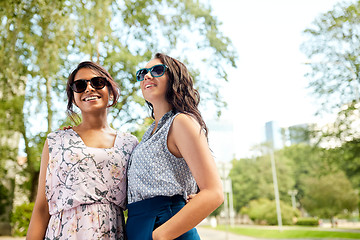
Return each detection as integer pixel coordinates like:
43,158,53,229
72,80,87,93
136,69,148,81
151,65,165,77
136,65,167,81
91,77,106,89
71,77,107,93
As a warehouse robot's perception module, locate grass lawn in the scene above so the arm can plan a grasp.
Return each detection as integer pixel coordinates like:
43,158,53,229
211,225,360,239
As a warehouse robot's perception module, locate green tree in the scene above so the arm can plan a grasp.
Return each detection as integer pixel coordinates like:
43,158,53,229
241,198,300,225
10,202,34,236
230,148,295,212
301,171,359,226
0,0,34,225
130,117,154,141
281,144,329,205
301,0,360,143
330,139,360,189
21,0,74,202
301,0,360,113
230,157,264,212
1,0,238,207
321,139,360,213
73,0,238,123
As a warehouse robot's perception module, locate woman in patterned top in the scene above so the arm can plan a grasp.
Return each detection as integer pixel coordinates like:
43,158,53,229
27,61,138,240
126,53,224,240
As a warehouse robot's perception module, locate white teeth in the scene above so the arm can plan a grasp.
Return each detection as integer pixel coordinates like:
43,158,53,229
145,84,154,89
84,96,98,101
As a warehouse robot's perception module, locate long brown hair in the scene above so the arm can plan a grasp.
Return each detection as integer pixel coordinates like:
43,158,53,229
66,61,120,124
146,53,208,138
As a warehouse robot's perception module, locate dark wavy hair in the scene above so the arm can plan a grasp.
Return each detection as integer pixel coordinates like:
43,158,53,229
66,61,120,124
146,53,208,138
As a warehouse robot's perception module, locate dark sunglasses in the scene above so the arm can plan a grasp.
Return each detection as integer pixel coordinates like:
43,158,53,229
136,64,167,82
71,77,107,93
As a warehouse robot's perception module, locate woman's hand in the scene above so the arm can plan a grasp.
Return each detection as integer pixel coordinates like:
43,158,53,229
60,125,73,130
186,194,196,203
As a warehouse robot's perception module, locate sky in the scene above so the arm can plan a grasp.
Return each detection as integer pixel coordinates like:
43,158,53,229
205,0,349,161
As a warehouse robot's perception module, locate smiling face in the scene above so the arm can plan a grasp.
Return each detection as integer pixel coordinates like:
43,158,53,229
140,58,169,105
72,68,111,113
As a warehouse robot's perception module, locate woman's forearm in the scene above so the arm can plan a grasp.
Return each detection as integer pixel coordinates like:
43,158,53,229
26,204,50,240
152,188,223,240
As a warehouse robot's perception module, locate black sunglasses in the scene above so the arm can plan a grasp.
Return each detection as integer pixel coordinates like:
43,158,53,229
136,64,167,82
71,77,107,93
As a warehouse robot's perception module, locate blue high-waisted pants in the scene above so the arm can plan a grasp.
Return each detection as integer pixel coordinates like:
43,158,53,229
126,195,201,240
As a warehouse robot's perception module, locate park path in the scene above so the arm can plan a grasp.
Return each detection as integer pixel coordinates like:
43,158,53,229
0,228,260,240
197,226,267,240
196,226,357,240
0,226,357,240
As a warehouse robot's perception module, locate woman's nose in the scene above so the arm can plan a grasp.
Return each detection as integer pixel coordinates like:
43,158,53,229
85,81,95,92
144,71,152,80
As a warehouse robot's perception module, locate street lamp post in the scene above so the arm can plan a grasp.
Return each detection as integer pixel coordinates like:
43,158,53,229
218,161,235,240
288,189,298,209
269,148,283,230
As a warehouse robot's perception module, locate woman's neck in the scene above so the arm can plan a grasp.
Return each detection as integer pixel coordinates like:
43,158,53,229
153,103,172,124
150,102,172,135
78,111,110,131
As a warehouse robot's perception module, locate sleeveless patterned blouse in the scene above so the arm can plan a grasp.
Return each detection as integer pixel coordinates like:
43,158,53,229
127,110,198,204
45,129,138,239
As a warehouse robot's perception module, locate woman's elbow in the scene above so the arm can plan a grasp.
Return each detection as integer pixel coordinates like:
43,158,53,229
211,185,224,207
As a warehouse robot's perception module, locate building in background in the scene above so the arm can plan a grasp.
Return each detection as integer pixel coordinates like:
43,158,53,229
265,121,312,149
265,121,284,150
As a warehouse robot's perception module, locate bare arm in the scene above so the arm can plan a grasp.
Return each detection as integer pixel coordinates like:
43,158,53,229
26,140,51,240
152,114,224,240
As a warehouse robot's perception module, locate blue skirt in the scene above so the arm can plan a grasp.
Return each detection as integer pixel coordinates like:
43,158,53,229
126,195,201,240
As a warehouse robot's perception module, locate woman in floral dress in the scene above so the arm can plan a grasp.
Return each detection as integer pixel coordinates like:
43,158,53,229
27,61,138,240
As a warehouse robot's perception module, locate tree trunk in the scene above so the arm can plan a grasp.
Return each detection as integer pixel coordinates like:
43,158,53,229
46,77,53,134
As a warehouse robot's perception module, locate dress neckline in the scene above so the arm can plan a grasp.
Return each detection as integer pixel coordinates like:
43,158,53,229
69,128,118,149
145,110,175,140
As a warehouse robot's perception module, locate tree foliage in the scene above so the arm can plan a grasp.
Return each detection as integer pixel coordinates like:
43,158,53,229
230,142,360,220
301,0,360,113
280,144,330,202
10,202,34,236
301,171,358,221
241,198,300,225
325,139,360,190
230,148,295,213
0,0,35,223
300,2,360,218
301,0,360,145
0,0,238,208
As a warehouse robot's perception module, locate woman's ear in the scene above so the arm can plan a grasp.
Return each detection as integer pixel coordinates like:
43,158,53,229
72,99,78,108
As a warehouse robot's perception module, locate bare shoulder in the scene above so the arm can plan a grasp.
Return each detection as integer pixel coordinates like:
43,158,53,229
171,113,204,142
172,113,201,132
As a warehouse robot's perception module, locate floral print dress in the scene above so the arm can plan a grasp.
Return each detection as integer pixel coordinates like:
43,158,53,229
45,129,138,240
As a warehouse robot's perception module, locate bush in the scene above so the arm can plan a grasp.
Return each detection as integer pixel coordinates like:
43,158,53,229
241,198,300,225
295,217,319,226
0,184,10,215
10,202,34,236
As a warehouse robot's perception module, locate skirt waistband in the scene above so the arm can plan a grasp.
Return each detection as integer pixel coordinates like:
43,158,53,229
127,195,184,216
